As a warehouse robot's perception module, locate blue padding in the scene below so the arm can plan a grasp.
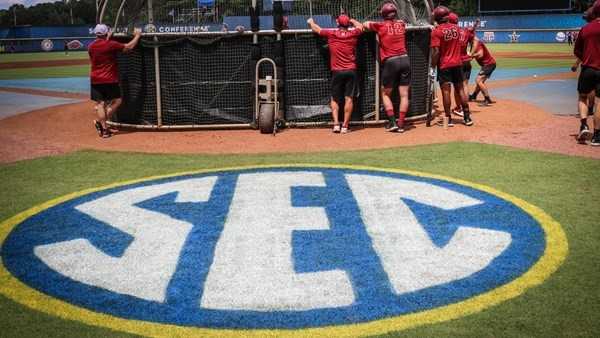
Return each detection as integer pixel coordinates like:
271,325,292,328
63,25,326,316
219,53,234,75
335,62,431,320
461,14,585,30
197,0,214,7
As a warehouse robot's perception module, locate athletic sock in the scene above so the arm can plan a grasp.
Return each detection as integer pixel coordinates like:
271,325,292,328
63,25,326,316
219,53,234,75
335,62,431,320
484,95,492,102
386,109,397,125
581,119,588,128
471,88,480,99
398,111,406,126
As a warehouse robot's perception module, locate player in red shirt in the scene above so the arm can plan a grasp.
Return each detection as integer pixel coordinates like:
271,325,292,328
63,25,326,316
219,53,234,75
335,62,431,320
89,24,141,138
572,8,596,118
450,14,477,117
469,37,497,106
574,0,600,145
430,6,473,127
364,2,410,132
308,15,363,134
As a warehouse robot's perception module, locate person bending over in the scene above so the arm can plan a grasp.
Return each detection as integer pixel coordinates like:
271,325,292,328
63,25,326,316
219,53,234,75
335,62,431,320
469,37,497,106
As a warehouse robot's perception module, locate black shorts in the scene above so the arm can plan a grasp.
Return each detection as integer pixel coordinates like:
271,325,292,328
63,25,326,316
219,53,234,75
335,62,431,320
91,83,122,102
438,66,464,85
478,63,497,78
331,70,358,100
381,55,411,88
578,66,600,97
462,61,472,81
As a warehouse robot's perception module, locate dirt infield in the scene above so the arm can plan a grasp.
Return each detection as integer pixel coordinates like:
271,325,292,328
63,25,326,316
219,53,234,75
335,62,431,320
0,59,89,70
0,72,597,164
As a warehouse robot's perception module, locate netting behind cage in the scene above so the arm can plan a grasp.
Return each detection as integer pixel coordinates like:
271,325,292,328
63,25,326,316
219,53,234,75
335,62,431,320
105,0,433,127
101,1,432,31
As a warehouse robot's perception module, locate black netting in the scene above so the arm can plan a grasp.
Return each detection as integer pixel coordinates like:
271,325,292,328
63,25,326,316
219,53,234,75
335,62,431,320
158,36,254,125
115,28,430,127
117,39,157,125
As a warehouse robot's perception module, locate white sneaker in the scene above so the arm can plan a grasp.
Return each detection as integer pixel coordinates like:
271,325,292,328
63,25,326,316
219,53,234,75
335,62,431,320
333,125,341,133
341,127,349,134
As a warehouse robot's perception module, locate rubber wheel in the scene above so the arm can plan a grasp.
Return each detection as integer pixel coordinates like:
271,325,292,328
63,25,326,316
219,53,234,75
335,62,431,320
259,103,275,134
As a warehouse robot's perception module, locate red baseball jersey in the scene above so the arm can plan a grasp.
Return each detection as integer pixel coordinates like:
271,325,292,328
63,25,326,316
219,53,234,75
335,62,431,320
460,28,475,63
369,20,408,62
88,38,125,84
574,20,600,70
474,40,496,67
430,23,463,70
319,28,363,71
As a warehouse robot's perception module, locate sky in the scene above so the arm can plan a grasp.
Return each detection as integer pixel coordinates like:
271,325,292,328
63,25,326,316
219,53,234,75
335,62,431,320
0,0,56,10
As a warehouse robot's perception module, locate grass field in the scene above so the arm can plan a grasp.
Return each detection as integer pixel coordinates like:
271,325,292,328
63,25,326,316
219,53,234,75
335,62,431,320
0,42,597,337
0,144,599,337
0,51,88,63
0,65,90,80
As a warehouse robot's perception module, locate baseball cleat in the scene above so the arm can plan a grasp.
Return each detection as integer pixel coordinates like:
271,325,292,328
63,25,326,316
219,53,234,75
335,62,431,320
464,116,474,126
577,125,591,144
94,120,104,137
591,131,600,146
452,107,464,117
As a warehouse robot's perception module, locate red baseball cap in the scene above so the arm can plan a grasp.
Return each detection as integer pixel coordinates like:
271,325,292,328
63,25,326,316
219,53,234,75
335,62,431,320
433,6,450,23
337,14,351,27
381,3,398,20
448,12,459,24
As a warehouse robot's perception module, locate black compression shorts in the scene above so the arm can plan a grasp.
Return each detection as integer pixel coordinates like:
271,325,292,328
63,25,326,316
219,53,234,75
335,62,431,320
381,55,411,88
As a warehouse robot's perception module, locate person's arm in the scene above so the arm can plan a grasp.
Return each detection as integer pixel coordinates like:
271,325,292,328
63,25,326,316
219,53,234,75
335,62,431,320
362,21,372,31
430,28,441,68
123,29,142,53
572,58,582,72
307,18,322,35
350,18,364,32
574,28,584,61
471,37,482,59
431,47,439,69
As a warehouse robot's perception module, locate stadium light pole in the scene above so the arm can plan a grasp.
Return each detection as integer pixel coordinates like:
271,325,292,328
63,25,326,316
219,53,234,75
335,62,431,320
13,6,17,26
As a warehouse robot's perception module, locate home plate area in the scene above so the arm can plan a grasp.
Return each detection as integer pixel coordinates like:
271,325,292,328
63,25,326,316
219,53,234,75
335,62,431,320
0,166,566,336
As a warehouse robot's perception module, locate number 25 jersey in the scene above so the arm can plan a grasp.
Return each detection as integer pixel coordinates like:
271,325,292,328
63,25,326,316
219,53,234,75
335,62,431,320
431,23,463,70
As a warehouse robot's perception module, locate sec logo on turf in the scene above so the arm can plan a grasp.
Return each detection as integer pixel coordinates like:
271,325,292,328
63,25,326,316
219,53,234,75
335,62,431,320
0,166,566,335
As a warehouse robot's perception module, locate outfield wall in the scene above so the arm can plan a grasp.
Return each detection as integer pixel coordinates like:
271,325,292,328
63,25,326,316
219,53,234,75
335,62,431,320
0,13,589,52
460,13,585,43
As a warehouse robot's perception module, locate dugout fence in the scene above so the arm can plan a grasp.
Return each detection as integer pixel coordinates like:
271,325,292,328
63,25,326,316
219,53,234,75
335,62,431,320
105,0,434,130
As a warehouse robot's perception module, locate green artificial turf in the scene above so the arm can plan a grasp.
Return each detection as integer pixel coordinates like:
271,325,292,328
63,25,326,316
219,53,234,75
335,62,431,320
487,43,573,54
0,51,88,63
0,65,89,80
0,143,598,337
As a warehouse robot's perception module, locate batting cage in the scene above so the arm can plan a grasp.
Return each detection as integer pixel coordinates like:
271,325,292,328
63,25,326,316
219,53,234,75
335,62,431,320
101,0,434,132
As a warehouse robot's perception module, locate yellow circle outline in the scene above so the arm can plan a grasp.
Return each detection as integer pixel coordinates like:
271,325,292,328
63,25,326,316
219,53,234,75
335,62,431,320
0,164,568,337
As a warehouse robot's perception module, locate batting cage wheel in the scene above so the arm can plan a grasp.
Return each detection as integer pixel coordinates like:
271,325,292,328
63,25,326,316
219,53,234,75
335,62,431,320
259,103,276,134
103,0,434,131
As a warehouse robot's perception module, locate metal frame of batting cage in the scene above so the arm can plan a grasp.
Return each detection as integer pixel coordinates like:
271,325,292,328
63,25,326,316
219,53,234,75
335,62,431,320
105,0,434,131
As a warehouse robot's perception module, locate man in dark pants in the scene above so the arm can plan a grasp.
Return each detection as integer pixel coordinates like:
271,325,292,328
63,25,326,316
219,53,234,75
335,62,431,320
308,15,363,134
88,24,141,138
430,6,473,127
574,1,600,145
